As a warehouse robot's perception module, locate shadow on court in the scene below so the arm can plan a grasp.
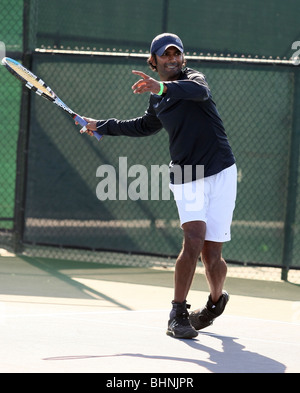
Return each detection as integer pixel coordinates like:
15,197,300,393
2,254,298,301
0,254,134,309
43,332,286,373
0,254,299,373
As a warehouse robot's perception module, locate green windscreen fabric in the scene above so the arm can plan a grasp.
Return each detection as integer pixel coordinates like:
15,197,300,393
0,0,23,233
23,54,296,266
2,0,300,270
34,0,299,59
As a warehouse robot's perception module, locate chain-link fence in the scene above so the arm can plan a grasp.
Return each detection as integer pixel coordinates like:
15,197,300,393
32,0,300,60
0,65,21,248
17,53,299,272
0,0,23,250
1,0,300,282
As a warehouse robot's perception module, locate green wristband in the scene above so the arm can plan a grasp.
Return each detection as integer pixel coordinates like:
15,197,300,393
157,82,164,96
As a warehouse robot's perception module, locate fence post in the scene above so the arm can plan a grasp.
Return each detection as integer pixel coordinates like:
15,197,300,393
162,0,169,31
281,68,300,280
12,0,31,253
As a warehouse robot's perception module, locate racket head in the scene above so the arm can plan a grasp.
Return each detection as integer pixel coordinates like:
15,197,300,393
2,57,103,141
2,57,55,101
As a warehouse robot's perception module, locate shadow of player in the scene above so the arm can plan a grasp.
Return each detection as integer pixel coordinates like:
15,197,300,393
44,331,286,373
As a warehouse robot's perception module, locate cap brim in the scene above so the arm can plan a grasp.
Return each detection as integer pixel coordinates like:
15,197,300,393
156,44,183,57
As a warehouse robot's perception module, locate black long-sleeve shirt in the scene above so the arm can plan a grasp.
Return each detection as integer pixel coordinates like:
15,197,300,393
95,67,235,183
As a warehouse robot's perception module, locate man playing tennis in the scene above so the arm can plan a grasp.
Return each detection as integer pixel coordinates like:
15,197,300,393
80,33,237,339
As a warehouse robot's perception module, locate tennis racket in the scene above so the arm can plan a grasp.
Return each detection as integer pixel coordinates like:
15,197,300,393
1,57,102,141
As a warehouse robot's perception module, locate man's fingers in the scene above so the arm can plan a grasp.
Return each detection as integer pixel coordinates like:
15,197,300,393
76,117,93,125
132,70,158,94
80,128,94,136
132,79,147,91
86,130,94,136
132,78,161,95
132,70,150,79
75,116,98,136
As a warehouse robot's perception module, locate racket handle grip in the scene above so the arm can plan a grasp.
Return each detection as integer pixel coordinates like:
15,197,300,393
92,131,103,141
74,115,103,141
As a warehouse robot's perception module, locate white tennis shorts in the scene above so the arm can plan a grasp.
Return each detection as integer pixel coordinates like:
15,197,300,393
170,164,237,242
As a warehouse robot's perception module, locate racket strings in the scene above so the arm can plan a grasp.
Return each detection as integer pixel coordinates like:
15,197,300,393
8,61,53,98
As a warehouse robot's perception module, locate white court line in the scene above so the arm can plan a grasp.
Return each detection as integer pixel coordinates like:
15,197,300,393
224,314,300,326
30,312,300,348
54,315,300,346
58,316,165,331
5,309,300,346
200,332,300,347
2,308,300,326
1,308,169,319
2,307,300,347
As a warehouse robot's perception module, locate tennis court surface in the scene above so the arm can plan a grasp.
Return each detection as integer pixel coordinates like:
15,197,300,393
0,252,299,374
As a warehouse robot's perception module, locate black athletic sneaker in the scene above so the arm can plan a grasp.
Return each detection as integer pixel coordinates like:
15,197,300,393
166,301,198,339
189,291,229,331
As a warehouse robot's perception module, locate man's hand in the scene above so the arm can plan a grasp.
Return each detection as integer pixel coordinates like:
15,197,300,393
75,117,98,136
131,70,166,95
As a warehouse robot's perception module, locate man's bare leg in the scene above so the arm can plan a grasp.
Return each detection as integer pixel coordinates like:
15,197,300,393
189,240,229,330
201,241,227,303
167,221,205,338
173,221,206,303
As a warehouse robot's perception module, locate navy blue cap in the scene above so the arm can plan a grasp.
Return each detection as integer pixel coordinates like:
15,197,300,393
150,33,184,56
